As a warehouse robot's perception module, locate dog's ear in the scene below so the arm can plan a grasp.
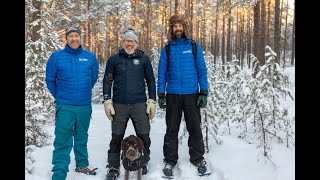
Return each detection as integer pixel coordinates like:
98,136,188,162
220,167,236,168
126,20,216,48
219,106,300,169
136,136,144,151
121,138,127,151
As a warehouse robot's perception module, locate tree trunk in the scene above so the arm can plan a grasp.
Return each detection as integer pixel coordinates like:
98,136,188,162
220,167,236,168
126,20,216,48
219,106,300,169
253,1,261,76
87,0,92,52
282,0,289,67
226,0,232,63
132,0,137,26
174,0,178,15
240,14,245,69
146,0,151,54
266,0,271,47
202,0,207,52
246,8,252,68
185,0,189,15
260,0,266,65
291,1,295,65
30,0,41,42
213,4,219,64
236,7,240,65
274,0,281,64
222,1,226,67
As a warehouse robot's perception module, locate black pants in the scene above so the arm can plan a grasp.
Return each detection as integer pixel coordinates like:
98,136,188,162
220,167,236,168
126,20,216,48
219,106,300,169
163,94,205,166
107,103,151,168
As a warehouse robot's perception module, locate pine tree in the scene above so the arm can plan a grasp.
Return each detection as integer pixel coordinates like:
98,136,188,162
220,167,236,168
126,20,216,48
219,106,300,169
202,52,222,152
92,64,105,104
246,46,294,159
25,0,63,173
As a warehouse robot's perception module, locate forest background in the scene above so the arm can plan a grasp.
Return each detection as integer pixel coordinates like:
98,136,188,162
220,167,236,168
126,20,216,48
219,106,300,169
25,0,295,175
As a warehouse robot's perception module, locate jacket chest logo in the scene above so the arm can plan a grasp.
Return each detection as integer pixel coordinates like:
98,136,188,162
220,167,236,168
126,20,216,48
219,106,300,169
133,59,140,65
183,50,192,54
79,58,88,61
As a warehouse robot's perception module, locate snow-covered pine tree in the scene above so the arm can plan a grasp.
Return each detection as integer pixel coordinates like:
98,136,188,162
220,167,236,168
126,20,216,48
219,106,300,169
246,46,294,159
151,44,166,119
25,0,63,174
211,60,235,136
201,52,222,152
224,57,252,138
92,64,105,104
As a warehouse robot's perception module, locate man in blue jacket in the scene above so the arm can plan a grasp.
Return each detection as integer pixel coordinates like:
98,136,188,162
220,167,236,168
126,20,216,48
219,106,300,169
157,14,209,177
103,28,156,180
46,26,99,180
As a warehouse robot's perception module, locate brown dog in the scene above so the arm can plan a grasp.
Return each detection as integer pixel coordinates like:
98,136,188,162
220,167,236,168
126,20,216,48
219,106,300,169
121,135,145,180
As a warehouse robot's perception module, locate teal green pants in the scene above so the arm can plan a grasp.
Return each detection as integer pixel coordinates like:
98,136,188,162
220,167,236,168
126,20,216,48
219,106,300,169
51,104,92,180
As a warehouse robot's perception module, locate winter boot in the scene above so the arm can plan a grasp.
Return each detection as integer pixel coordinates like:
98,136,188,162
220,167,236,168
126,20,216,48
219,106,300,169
162,163,174,177
195,160,207,175
75,166,98,175
142,163,149,175
106,167,120,180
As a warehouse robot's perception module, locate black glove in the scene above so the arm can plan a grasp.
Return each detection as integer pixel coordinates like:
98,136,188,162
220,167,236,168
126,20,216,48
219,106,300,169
158,93,166,109
197,90,208,108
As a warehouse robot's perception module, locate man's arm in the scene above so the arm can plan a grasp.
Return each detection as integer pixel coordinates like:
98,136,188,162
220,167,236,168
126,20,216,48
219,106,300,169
45,53,58,98
157,46,168,94
144,56,156,101
195,43,208,91
102,57,114,101
91,54,99,89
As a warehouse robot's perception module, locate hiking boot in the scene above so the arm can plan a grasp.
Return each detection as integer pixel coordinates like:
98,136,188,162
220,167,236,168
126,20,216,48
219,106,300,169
142,163,149,175
106,167,120,180
162,163,174,176
195,160,207,175
75,166,97,175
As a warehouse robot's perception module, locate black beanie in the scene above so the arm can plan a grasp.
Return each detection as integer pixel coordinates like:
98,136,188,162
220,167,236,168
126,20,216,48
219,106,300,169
65,27,81,38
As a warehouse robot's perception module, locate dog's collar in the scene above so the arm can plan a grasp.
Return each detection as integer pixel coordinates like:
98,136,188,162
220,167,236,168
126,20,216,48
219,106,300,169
121,152,145,171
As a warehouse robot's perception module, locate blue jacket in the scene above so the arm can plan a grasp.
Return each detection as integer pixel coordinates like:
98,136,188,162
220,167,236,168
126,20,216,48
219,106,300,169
46,44,99,105
103,48,156,104
157,38,208,94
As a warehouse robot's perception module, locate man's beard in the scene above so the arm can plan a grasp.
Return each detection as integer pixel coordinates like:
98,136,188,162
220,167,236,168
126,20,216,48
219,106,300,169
124,47,135,55
174,30,184,39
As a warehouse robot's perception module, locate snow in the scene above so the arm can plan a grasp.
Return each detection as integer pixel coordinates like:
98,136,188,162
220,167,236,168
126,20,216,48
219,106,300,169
25,66,295,180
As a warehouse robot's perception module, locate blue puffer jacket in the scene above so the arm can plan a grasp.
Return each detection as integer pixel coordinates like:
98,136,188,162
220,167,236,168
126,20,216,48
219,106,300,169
46,44,99,105
157,38,208,94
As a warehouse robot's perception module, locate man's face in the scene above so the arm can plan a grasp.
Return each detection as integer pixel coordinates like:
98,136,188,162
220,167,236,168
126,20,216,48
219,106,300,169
123,38,137,54
66,32,81,49
173,22,184,38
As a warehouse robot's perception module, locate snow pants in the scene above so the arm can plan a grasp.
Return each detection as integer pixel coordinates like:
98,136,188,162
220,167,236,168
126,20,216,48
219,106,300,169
163,94,205,166
51,104,92,180
106,102,151,169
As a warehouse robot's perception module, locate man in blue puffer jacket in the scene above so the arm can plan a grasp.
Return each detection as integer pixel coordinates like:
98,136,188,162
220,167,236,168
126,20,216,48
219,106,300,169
157,14,209,177
46,26,99,180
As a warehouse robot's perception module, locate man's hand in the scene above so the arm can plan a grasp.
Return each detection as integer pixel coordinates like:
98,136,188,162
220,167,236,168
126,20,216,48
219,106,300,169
104,99,115,121
158,93,166,109
197,90,208,108
146,99,156,120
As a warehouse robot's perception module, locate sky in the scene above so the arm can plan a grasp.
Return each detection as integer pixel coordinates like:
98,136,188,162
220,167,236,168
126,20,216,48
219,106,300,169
25,67,295,180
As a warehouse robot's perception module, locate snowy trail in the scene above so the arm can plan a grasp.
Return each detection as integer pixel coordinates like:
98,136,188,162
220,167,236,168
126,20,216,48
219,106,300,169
25,103,295,180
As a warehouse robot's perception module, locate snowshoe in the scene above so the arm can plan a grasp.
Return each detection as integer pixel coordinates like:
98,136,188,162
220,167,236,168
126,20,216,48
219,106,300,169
195,160,207,175
105,167,120,180
75,166,98,175
162,163,174,177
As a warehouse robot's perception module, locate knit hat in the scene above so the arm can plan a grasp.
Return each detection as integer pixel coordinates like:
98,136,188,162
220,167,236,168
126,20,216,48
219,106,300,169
168,14,189,41
65,27,81,38
122,28,138,42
